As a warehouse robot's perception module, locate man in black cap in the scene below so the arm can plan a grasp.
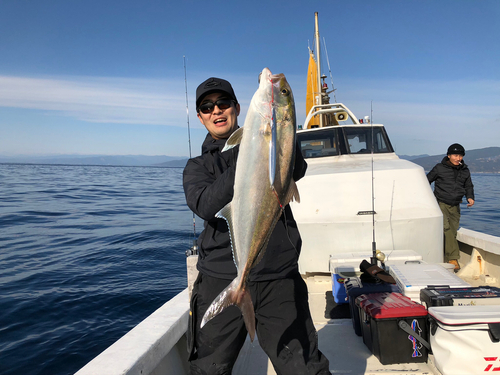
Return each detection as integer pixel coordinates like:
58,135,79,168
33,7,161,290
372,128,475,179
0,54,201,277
182,77,330,375
427,143,475,271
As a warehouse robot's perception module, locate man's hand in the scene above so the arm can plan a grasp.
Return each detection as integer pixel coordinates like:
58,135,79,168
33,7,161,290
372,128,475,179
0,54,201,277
467,198,475,207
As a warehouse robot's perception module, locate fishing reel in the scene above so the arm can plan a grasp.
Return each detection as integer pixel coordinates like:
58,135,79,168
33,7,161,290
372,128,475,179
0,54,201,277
186,240,198,256
376,250,386,263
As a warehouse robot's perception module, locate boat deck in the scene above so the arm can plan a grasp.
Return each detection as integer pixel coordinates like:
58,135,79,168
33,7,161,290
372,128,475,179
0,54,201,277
76,230,500,375
234,275,443,375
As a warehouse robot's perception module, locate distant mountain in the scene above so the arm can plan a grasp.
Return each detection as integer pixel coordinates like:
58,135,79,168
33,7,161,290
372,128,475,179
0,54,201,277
156,158,189,168
410,147,500,173
4,147,499,172
397,154,430,161
0,154,186,167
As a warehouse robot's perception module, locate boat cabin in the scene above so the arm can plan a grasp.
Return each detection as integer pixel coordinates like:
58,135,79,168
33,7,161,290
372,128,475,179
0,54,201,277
291,103,444,274
297,103,394,158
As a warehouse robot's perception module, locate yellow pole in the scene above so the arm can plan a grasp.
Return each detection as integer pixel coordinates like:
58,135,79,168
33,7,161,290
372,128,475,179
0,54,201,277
314,12,323,127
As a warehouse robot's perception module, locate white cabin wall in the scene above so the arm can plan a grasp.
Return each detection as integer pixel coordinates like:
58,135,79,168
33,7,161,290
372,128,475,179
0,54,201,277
297,216,443,273
292,156,443,274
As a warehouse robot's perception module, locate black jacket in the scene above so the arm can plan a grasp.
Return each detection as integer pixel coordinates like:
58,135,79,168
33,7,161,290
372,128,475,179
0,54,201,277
183,132,307,281
427,156,475,206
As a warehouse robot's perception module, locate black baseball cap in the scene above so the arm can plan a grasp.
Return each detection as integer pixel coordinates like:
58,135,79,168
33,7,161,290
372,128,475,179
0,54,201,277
447,143,465,156
196,77,238,109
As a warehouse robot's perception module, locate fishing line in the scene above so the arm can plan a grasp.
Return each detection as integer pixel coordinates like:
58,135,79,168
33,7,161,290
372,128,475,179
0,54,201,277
272,188,284,210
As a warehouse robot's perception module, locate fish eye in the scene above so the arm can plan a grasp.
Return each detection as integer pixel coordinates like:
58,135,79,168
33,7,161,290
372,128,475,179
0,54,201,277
281,88,289,96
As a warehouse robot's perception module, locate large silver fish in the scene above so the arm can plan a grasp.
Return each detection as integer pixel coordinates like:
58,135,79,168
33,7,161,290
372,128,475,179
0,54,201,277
200,67,300,341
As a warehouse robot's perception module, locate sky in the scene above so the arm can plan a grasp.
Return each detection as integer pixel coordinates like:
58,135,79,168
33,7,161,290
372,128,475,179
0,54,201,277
1,0,499,158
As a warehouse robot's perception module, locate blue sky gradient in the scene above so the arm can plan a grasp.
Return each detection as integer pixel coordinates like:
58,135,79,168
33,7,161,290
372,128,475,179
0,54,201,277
1,0,499,157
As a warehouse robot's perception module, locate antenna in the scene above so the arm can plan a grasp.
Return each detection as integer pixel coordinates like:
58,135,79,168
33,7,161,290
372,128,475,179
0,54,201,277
370,101,377,265
184,56,197,255
322,37,337,103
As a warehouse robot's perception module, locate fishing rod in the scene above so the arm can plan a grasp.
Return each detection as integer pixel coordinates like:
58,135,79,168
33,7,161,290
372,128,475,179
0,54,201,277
184,56,193,161
184,56,198,256
370,101,378,266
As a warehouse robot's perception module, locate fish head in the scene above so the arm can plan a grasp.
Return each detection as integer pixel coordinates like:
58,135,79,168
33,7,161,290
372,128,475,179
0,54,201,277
270,71,295,134
254,68,297,194
254,67,296,134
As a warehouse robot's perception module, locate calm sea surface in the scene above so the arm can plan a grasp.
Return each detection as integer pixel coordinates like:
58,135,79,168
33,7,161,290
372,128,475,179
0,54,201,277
0,164,499,375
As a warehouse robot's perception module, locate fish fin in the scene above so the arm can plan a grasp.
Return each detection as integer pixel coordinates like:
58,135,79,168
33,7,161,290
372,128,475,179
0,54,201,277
269,107,277,187
222,127,244,152
284,179,300,205
200,277,256,342
200,277,238,328
291,179,301,203
215,203,239,268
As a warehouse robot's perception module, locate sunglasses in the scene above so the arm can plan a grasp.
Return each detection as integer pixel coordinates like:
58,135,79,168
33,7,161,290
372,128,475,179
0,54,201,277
198,98,235,114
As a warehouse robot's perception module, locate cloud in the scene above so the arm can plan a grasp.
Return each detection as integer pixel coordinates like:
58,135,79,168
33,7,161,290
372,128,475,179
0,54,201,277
326,77,500,155
0,74,498,156
0,75,188,126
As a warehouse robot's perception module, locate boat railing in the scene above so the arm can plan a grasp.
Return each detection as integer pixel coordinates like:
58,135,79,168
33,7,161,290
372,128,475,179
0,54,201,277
457,227,500,286
303,103,360,129
75,289,190,375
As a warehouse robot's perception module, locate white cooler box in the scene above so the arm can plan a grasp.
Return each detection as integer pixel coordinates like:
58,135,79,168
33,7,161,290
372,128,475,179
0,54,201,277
388,264,470,302
329,250,423,273
429,306,500,375
329,250,423,304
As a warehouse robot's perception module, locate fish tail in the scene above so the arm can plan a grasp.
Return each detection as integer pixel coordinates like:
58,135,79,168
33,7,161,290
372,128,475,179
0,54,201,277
200,277,256,342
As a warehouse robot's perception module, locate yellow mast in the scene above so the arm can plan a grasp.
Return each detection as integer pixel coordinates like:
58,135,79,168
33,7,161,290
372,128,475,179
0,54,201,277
306,50,319,128
314,12,323,127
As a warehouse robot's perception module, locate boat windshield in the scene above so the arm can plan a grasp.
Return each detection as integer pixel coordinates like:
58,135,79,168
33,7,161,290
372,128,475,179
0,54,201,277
344,127,392,154
298,126,393,158
299,129,339,158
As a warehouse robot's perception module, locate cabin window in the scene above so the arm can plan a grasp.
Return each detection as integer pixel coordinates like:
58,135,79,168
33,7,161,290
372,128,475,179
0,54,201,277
344,127,392,154
298,130,339,158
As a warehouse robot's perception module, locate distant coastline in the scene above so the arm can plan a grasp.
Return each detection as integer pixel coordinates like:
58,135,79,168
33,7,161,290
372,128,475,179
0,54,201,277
0,162,186,169
0,154,188,168
1,146,499,172
405,146,500,173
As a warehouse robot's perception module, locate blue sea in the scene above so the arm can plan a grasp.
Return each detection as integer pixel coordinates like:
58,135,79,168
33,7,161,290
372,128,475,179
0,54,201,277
0,164,499,375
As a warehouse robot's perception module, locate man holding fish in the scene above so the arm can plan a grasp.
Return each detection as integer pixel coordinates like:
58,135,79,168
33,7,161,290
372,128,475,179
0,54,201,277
183,69,330,375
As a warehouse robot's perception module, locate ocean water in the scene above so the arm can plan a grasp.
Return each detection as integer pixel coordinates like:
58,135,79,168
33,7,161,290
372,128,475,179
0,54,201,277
459,173,500,238
0,164,498,375
0,164,194,375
